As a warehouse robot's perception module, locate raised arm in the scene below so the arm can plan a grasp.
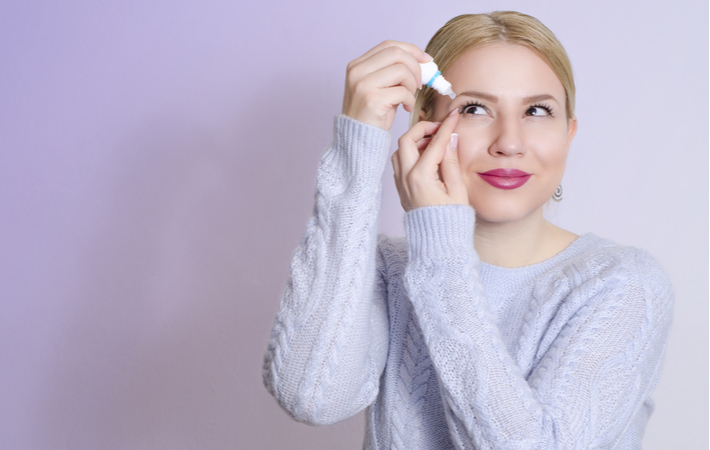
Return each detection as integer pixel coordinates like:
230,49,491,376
262,115,390,425
263,41,431,425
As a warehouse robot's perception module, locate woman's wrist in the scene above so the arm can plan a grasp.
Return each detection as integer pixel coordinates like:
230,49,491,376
405,205,475,259
317,115,391,197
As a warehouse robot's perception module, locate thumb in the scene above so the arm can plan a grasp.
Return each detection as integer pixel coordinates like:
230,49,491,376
439,133,468,202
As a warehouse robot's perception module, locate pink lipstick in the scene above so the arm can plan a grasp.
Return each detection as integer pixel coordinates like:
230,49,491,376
478,168,531,190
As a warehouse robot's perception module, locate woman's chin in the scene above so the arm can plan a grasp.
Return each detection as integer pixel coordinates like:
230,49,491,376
470,198,546,225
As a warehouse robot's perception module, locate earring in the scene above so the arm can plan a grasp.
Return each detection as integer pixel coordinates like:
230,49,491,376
552,185,563,202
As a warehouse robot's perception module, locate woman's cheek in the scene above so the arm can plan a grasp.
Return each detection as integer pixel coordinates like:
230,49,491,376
531,133,570,166
453,138,474,175
454,130,487,169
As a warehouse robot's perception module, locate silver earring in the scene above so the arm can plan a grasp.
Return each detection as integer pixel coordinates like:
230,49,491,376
552,185,563,202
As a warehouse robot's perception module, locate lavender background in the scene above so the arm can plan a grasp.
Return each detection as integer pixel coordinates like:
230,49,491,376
1,1,706,449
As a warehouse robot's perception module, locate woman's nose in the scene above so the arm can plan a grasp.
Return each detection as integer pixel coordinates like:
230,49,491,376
488,118,525,157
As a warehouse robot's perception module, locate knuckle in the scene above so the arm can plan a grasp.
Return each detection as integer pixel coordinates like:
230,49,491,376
347,64,364,82
382,44,403,58
392,46,407,59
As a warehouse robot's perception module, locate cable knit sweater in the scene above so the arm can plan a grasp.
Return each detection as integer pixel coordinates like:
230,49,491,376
263,115,673,450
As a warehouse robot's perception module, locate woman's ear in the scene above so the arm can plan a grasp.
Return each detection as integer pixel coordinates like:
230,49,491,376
567,116,578,145
418,109,427,123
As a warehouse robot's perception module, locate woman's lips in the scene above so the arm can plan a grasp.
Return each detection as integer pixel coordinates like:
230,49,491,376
477,168,531,190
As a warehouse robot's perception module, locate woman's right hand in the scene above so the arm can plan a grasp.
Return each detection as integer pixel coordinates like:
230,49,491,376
342,41,431,131
391,109,468,212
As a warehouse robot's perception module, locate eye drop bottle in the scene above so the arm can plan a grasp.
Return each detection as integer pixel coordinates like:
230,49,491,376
420,60,456,99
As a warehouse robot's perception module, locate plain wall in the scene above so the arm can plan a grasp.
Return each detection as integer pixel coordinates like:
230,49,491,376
0,0,706,449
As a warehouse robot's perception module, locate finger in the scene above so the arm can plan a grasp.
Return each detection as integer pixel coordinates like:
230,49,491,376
439,133,468,201
401,120,442,145
364,63,419,95
376,85,416,117
349,45,425,88
418,108,459,168
415,136,432,153
351,40,430,69
397,121,442,174
344,85,416,129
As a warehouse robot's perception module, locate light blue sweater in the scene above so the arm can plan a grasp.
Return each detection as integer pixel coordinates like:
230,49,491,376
263,115,673,449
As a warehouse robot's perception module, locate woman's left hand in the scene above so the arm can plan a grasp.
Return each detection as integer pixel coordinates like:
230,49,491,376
392,109,469,212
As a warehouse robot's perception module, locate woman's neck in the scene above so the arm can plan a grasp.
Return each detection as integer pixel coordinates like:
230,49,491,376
474,209,578,268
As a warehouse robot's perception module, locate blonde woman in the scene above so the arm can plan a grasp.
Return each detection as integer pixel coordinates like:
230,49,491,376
263,12,672,449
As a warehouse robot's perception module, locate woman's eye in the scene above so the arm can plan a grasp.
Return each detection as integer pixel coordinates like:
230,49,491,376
527,105,552,116
461,104,487,115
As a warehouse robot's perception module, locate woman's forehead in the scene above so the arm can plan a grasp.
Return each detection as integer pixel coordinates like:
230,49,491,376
445,43,565,100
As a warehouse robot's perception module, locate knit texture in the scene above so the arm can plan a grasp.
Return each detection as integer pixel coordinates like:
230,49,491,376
263,115,674,450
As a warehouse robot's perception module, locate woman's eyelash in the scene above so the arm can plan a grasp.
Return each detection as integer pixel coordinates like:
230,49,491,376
529,103,554,116
459,101,487,114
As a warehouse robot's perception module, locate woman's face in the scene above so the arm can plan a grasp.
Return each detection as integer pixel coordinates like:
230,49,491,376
430,42,577,224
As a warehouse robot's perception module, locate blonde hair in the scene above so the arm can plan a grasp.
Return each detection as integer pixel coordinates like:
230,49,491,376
413,12,575,124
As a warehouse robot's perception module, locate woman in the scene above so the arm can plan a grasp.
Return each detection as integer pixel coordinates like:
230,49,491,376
263,12,672,449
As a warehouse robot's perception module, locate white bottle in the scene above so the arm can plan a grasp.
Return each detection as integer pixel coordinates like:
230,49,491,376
420,60,456,99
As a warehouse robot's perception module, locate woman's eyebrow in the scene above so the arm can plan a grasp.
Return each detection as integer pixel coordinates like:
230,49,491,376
522,94,558,104
457,91,559,105
457,91,498,102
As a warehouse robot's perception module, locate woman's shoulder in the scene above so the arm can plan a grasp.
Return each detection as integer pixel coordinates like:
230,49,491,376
566,234,669,278
555,233,674,313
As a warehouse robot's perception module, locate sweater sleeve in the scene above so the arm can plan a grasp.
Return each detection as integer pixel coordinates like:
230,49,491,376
262,115,392,426
404,206,674,450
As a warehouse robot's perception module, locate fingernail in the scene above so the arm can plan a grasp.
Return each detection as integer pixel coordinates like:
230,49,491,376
449,108,458,117
450,133,458,151
424,52,434,61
